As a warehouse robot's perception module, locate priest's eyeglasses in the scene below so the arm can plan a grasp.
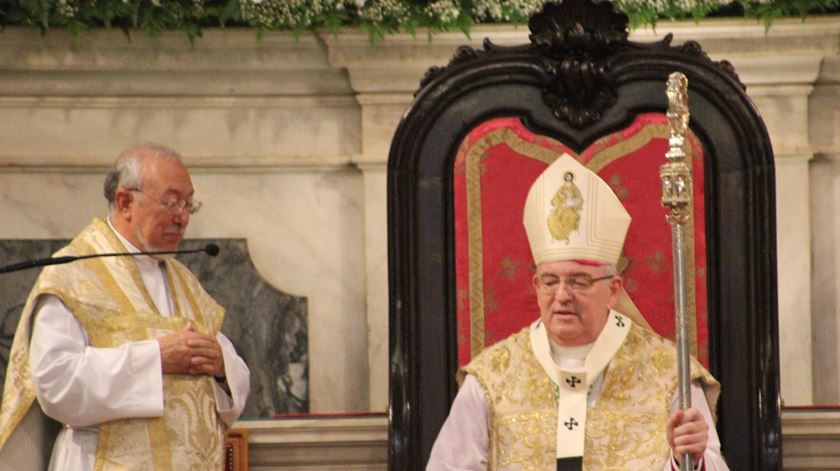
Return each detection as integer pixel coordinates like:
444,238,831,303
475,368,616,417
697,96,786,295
535,274,614,295
129,189,203,215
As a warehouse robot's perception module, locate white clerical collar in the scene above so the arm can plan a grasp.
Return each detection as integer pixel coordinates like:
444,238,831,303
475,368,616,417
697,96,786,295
530,310,633,461
107,217,172,316
107,217,160,271
550,340,593,373
550,341,594,361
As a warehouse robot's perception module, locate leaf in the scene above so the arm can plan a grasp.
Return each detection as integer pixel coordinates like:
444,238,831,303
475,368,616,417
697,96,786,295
455,9,472,39
0,0,839,41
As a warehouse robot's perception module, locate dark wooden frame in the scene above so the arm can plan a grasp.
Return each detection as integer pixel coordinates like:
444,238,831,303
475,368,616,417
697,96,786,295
224,428,248,471
387,1,781,469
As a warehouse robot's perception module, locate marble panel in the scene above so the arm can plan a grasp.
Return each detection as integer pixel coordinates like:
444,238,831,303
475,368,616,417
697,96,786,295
810,155,840,404
775,157,814,405
0,240,68,388
750,91,814,157
0,172,104,237
810,59,840,405
359,164,388,412
359,101,413,159
810,83,840,155
0,238,309,418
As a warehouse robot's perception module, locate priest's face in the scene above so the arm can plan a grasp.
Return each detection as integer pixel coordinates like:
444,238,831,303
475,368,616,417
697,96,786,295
532,260,622,346
126,156,194,253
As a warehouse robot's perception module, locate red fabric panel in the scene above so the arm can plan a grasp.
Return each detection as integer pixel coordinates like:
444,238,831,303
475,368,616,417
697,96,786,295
453,114,708,366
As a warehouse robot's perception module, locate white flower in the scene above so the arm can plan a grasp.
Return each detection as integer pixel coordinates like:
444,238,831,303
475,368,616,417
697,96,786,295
425,0,461,23
358,0,409,23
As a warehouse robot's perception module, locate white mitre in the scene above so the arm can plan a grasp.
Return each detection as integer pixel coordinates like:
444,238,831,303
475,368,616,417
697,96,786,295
523,154,631,265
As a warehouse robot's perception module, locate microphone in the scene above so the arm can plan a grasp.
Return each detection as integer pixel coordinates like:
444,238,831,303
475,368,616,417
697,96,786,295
0,243,220,275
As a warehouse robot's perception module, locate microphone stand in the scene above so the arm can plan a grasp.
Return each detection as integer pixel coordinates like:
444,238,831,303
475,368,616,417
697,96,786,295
0,244,219,275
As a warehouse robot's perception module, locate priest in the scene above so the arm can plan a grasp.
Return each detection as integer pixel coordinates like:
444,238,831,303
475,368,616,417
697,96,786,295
0,143,250,470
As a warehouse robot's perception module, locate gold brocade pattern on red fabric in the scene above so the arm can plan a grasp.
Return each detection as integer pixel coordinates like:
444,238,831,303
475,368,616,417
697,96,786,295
453,115,708,366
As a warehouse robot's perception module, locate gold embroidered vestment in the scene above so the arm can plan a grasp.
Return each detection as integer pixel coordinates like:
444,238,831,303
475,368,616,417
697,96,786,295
0,218,226,470
462,321,718,470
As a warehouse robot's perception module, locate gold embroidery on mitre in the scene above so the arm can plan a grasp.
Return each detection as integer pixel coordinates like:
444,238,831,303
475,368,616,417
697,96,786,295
547,171,584,244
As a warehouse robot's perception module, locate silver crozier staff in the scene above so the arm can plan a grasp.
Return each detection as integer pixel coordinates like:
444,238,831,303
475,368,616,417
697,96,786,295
661,71,694,471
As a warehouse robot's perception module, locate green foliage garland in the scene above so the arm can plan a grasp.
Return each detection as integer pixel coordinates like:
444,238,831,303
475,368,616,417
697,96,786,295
0,0,838,41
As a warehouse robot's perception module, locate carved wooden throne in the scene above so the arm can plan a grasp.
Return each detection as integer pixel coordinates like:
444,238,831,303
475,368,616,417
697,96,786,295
387,1,781,469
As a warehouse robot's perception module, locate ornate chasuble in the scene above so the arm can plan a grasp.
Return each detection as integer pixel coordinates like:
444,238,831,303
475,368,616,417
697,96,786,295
461,311,719,471
0,218,226,470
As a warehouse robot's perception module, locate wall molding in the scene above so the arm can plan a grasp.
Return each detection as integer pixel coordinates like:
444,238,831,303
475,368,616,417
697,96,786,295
228,411,840,470
782,409,840,470
235,415,388,470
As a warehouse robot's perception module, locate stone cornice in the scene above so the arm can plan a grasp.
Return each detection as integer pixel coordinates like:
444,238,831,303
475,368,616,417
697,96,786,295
235,415,387,444
3,22,836,92
782,409,840,436
1,21,838,168
0,27,332,70
234,416,388,468
0,155,356,172
782,409,840,469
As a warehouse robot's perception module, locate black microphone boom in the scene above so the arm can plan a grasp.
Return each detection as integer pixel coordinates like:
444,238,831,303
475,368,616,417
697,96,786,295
0,243,220,275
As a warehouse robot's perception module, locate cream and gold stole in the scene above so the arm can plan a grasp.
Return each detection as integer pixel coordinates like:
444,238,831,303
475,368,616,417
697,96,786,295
0,218,226,470
462,312,718,471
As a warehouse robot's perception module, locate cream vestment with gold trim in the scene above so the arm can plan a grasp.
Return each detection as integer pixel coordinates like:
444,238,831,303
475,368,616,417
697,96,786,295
0,218,231,470
460,314,718,470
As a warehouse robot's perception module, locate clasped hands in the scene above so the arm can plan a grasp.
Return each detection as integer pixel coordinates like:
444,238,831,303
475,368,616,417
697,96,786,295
666,407,709,465
157,322,225,377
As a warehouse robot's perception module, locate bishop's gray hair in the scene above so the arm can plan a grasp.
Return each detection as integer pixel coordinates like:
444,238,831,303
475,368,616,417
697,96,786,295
600,264,618,277
531,262,619,276
103,143,183,208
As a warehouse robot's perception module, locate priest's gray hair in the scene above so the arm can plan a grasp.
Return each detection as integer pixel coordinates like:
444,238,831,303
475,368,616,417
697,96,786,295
104,143,183,208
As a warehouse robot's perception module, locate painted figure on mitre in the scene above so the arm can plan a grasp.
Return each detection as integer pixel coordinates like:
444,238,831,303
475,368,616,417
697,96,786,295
547,171,583,243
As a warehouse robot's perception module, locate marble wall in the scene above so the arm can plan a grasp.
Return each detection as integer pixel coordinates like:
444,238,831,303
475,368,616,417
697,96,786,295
1,17,840,415
809,52,840,403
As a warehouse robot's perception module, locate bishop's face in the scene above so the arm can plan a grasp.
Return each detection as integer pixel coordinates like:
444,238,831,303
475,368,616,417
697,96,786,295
532,260,622,346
